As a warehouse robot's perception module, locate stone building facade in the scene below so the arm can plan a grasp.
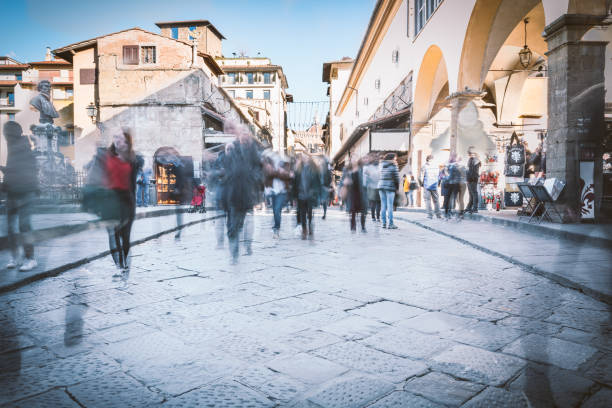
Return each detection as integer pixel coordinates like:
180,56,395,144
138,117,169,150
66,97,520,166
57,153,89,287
325,0,610,221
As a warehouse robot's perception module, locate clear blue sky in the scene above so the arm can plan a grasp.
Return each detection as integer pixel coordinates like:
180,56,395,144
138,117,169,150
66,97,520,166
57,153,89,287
2,0,374,105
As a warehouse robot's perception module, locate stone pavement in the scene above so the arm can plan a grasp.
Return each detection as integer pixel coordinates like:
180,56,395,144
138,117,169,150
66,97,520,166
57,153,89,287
0,210,217,292
0,209,610,407
394,211,612,304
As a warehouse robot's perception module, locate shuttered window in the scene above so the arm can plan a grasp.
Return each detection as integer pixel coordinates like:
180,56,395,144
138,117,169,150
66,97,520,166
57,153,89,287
123,45,139,65
80,68,96,84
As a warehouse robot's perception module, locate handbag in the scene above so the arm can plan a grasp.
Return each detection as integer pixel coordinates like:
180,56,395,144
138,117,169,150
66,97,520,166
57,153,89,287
81,149,121,221
506,132,525,165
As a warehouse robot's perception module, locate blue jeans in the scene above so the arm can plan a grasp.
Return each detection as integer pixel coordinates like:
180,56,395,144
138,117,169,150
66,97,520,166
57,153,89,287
136,183,149,206
271,192,286,231
379,190,395,225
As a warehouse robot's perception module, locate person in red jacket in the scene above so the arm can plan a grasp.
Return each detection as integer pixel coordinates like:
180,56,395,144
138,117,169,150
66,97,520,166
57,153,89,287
104,128,137,271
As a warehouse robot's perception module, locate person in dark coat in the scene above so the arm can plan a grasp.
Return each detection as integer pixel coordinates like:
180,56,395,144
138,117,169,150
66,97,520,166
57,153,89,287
223,122,264,263
347,158,368,232
1,122,39,271
293,153,321,239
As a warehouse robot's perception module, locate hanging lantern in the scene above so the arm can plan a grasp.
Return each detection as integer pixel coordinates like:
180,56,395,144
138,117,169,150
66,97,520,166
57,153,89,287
86,102,97,124
519,18,532,69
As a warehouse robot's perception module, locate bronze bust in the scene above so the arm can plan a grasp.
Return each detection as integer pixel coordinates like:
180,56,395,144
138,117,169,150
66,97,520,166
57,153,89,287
30,80,59,124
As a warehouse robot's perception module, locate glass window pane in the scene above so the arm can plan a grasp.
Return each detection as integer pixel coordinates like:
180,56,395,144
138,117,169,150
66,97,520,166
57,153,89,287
171,27,178,39
247,72,254,84
246,90,253,99
263,90,270,100
264,72,271,84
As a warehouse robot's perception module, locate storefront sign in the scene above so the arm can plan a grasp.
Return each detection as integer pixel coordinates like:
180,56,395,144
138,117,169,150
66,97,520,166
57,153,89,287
370,131,409,151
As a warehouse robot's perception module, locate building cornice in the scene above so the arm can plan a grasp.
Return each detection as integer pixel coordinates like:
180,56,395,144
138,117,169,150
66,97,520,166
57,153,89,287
335,0,402,117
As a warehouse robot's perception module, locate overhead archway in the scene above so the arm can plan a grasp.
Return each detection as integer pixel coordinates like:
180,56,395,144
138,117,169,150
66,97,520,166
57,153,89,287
413,45,449,133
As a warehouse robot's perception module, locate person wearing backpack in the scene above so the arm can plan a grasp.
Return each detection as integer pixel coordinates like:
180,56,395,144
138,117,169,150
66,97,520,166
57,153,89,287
466,146,481,214
377,153,400,229
443,155,461,219
408,175,418,207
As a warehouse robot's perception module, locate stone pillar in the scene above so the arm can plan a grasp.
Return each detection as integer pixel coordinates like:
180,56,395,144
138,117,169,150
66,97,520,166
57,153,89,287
447,89,486,157
544,14,607,221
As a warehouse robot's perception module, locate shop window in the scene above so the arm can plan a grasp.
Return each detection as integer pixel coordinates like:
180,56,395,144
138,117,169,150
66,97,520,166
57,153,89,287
171,27,179,39
246,90,253,99
123,45,139,65
141,46,156,64
263,90,270,100
264,72,272,84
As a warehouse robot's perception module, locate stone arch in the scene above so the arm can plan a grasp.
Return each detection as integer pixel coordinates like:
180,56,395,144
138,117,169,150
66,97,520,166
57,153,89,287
412,45,449,132
458,0,547,91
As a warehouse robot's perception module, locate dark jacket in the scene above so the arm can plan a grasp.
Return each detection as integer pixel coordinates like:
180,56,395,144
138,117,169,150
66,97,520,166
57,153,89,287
294,159,321,204
467,157,481,183
224,139,264,210
377,160,399,191
349,167,367,212
3,136,38,196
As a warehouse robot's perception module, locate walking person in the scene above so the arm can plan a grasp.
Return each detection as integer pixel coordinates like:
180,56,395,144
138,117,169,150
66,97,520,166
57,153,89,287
466,147,481,214
294,154,320,239
420,154,441,219
319,156,333,220
378,153,400,229
408,175,418,207
1,122,39,271
347,159,367,232
402,175,410,206
100,128,138,271
263,151,292,239
456,157,467,218
443,155,461,219
223,123,263,263
170,158,190,240
363,154,380,222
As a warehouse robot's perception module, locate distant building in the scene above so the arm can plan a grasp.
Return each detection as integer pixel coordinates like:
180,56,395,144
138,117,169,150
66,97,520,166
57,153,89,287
321,57,353,156
53,27,254,204
155,20,225,58
0,50,74,165
217,57,289,152
294,119,324,154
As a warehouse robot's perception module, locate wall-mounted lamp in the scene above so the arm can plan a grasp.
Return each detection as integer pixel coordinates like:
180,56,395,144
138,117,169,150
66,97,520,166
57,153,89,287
86,102,97,124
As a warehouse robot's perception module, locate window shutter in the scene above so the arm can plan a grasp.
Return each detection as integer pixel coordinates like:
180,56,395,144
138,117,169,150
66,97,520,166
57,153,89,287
80,68,96,85
123,45,139,65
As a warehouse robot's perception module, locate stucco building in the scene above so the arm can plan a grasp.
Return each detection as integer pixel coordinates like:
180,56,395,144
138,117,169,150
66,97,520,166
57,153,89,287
217,57,289,152
325,0,611,221
53,26,255,204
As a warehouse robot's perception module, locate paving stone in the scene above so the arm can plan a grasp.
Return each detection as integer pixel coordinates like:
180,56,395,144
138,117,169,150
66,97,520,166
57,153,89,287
280,328,343,351
461,386,529,407
363,327,456,359
321,315,389,340
348,301,425,324
502,334,598,370
212,332,295,364
398,312,476,336
234,365,308,403
432,344,526,386
68,371,164,407
314,341,428,382
442,303,509,322
163,380,275,407
545,306,611,333
307,374,395,408
452,321,523,351
508,363,594,408
584,353,612,387
267,353,348,385
404,372,484,406
5,389,80,408
366,391,443,408
582,388,612,408
497,316,561,336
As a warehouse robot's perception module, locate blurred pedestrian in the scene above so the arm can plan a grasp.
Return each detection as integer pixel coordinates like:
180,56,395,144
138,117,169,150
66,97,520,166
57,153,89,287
378,153,399,229
135,157,151,207
363,154,380,222
408,175,418,207
263,151,292,239
223,123,263,263
1,122,39,271
294,153,320,239
348,158,367,232
443,155,460,219
170,158,191,240
402,174,409,206
319,156,333,220
420,154,441,219
92,128,138,271
456,156,467,218
466,147,481,214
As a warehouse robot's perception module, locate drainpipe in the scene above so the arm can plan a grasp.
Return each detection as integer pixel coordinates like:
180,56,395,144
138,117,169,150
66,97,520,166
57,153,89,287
191,40,198,68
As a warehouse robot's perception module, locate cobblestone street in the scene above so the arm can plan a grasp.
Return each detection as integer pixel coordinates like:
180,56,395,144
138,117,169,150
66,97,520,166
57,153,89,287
1,209,610,407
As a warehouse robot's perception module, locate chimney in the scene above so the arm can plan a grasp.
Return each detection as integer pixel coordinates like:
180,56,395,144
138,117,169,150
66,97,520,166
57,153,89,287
45,46,52,61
